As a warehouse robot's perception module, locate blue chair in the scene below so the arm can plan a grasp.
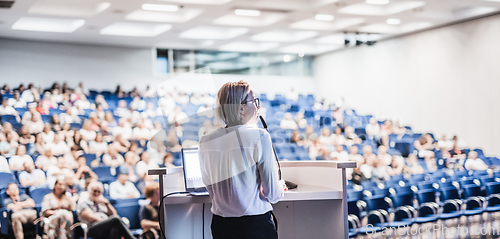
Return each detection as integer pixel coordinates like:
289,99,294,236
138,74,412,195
462,184,485,216
415,189,439,223
0,115,18,124
347,190,365,201
361,181,381,191
439,187,463,219
484,182,500,213
417,182,437,191
390,193,416,227
114,203,143,236
93,166,116,184
82,153,97,166
0,173,17,190
357,196,390,234
29,187,52,207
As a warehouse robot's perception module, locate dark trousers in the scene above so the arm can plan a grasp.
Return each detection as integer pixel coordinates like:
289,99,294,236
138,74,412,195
211,211,277,239
87,217,135,239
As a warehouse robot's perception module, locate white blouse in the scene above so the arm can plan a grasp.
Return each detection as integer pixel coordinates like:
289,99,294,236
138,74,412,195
198,124,284,218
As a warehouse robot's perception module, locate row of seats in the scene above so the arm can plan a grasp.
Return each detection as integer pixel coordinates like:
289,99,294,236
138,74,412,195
347,169,500,237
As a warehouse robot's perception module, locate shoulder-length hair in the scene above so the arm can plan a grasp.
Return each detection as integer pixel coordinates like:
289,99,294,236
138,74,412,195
215,80,250,126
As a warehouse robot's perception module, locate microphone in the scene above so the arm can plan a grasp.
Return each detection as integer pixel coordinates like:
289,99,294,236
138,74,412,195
259,115,268,129
259,115,298,190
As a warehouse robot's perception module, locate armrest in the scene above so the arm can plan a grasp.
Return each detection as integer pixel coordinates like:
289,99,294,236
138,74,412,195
419,203,438,215
464,196,485,209
0,208,13,235
367,210,386,228
348,214,361,228
394,206,413,221
442,199,462,213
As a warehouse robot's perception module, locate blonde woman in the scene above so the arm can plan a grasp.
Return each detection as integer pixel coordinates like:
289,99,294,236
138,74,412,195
41,179,75,239
199,81,285,239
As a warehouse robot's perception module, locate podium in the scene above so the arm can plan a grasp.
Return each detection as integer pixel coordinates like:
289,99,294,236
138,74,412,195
149,160,356,239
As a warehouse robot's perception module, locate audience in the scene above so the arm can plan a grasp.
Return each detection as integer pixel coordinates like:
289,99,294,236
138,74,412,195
4,183,37,239
464,151,488,170
9,145,33,171
77,182,135,239
19,161,47,188
109,171,141,199
41,179,75,239
139,183,161,239
1,82,499,238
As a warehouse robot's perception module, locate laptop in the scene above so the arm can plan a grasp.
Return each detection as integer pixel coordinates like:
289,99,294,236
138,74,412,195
181,147,209,196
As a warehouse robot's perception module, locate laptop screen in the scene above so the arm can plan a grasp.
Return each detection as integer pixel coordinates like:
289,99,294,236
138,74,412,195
182,148,205,190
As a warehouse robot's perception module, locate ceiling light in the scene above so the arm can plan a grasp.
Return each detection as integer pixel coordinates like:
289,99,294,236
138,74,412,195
142,4,179,12
283,55,291,62
366,0,390,5
234,9,261,17
315,14,334,21
12,17,85,33
298,53,305,57
386,18,401,25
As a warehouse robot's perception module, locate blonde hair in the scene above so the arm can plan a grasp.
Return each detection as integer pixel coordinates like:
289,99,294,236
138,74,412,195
215,80,250,126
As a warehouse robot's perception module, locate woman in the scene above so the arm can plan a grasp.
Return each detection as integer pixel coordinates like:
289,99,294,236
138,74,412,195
88,133,108,157
41,179,75,239
198,81,284,239
69,130,89,153
9,145,34,171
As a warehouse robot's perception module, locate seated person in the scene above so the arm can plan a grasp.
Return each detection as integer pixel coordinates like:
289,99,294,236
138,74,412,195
280,113,298,130
9,145,33,171
405,154,424,175
109,171,141,199
139,183,161,239
371,157,390,183
464,151,488,170
19,161,47,188
330,144,348,161
377,146,392,166
75,156,98,183
387,155,406,176
3,183,37,239
77,181,135,239
360,154,377,179
0,155,10,173
101,147,124,168
41,179,75,239
35,148,58,171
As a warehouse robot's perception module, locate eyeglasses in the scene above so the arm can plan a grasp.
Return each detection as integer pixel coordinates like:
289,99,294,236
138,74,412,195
242,97,260,108
93,190,102,194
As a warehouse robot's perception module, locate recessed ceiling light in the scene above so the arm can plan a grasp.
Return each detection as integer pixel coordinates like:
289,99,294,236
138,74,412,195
366,0,390,5
142,4,179,12
283,55,291,62
234,9,261,17
315,14,334,21
12,17,85,33
386,18,401,25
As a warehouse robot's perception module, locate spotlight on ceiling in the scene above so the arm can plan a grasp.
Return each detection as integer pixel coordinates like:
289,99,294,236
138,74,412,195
234,9,261,17
366,0,390,5
142,4,179,12
283,55,291,62
315,14,334,21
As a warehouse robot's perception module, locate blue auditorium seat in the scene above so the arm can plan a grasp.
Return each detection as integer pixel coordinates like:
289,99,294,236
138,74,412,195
438,187,463,219
0,173,17,190
93,166,116,184
0,115,17,124
29,187,52,207
114,203,143,236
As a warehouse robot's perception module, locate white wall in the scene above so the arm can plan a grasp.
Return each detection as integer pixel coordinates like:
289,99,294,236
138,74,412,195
0,38,316,97
314,14,500,156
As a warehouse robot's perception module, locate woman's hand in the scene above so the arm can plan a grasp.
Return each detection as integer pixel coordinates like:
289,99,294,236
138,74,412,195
279,180,288,192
